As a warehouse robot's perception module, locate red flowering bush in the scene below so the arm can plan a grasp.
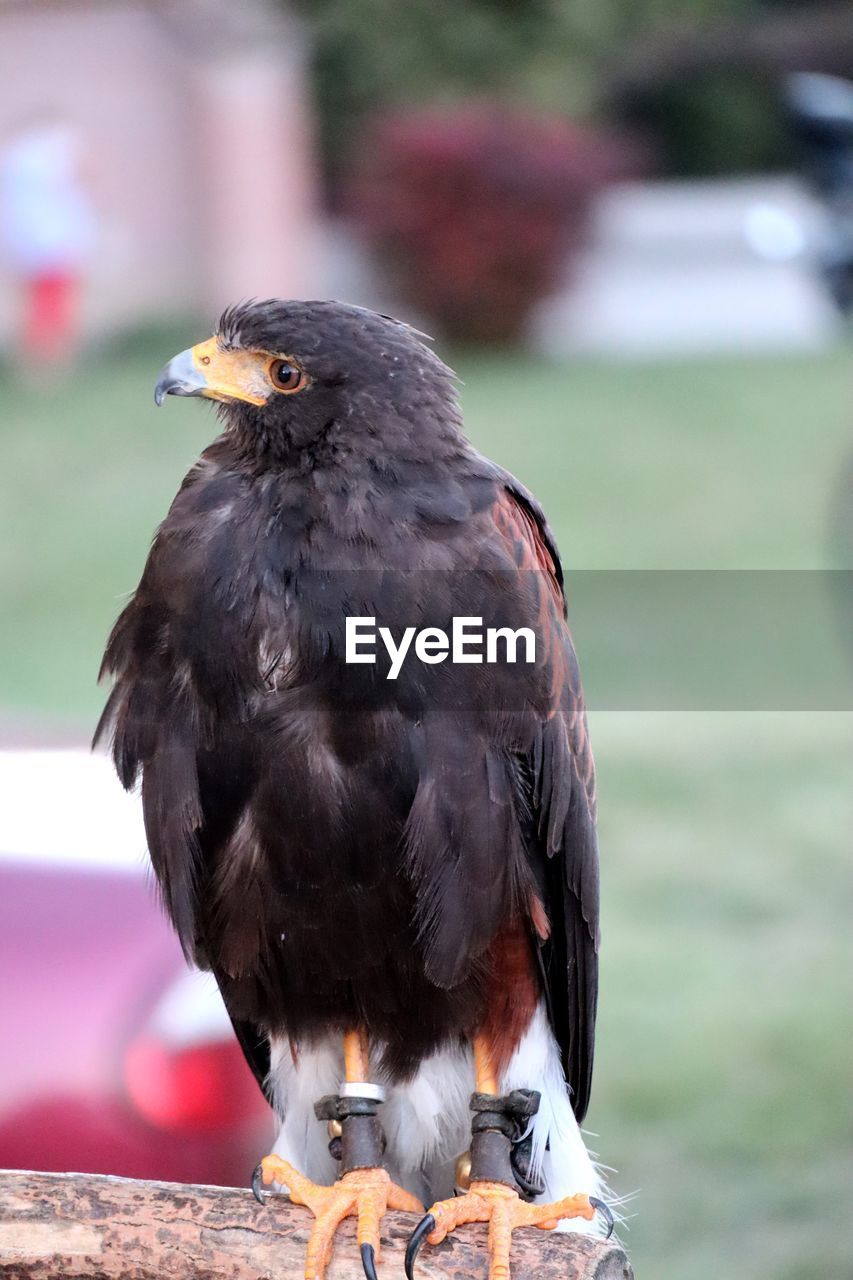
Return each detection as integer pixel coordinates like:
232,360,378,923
352,105,640,345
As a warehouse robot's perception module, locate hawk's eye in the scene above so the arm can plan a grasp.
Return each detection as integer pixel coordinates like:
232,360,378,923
269,359,307,393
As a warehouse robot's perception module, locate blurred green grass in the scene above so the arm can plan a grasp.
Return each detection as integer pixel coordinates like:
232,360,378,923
593,711,851,1280
1,341,851,1279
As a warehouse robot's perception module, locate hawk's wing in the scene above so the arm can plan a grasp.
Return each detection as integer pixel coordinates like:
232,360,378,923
488,474,599,1122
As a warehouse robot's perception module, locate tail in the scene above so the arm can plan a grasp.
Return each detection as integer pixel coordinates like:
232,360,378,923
501,1001,616,1235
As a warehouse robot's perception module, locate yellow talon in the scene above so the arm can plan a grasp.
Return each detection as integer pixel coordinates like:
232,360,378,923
420,1181,597,1280
253,1157,423,1280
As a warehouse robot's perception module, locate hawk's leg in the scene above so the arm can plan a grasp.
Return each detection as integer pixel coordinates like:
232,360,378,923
252,1029,422,1280
405,1037,612,1280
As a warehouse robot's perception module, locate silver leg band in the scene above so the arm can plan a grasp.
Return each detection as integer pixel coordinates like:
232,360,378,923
339,1081,386,1102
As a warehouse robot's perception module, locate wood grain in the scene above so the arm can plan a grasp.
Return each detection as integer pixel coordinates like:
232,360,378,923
0,1170,633,1280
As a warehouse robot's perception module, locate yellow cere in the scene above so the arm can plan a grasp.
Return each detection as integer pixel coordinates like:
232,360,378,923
190,336,277,407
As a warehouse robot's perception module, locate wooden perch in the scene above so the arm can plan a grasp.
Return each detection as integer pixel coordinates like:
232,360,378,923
0,1169,632,1280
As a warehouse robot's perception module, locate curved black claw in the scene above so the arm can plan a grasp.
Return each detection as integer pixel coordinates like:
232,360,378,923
405,1212,436,1280
589,1196,614,1239
361,1242,378,1280
251,1164,266,1204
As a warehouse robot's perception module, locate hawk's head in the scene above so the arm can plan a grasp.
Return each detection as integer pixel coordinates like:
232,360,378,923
154,299,459,454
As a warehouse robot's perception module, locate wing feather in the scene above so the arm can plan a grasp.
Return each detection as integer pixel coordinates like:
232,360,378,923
489,477,599,1122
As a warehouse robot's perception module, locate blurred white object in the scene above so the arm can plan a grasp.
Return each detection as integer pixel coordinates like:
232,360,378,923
0,119,95,274
0,749,146,870
532,177,843,358
147,965,234,1047
743,203,806,261
786,72,853,131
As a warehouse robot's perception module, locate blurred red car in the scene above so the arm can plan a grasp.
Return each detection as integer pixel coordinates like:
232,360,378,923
0,748,271,1184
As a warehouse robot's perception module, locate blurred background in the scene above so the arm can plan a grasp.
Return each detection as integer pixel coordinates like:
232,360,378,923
0,2,851,1278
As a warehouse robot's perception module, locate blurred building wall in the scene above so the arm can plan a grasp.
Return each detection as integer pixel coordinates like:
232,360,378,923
0,0,320,343
531,177,842,358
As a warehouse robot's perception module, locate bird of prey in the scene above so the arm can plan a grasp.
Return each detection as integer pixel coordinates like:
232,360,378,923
96,300,610,1280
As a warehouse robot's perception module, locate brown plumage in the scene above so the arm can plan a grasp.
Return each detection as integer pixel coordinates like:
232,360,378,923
96,300,599,1121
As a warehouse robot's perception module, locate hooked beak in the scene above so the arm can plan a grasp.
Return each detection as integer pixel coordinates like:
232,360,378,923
154,337,271,408
154,348,206,405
